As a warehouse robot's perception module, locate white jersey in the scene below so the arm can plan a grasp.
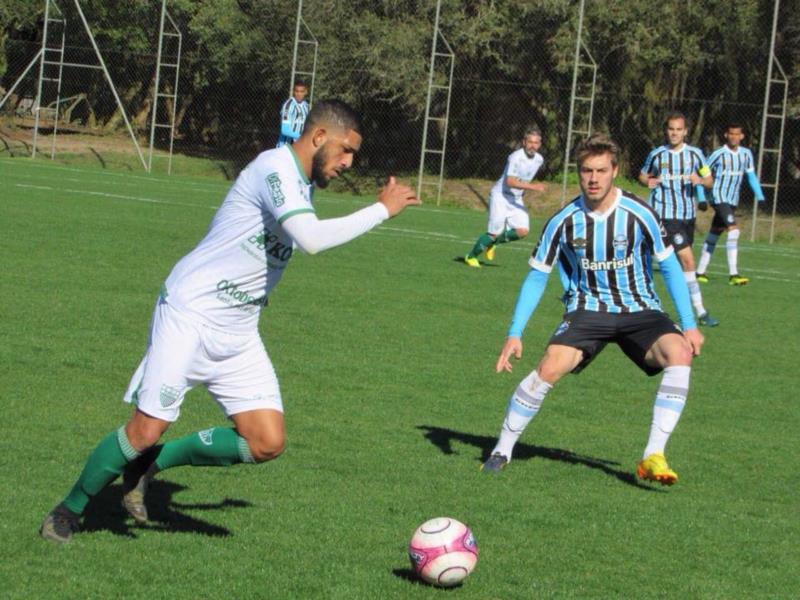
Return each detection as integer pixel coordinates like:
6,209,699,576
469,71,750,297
490,148,544,206
162,145,313,334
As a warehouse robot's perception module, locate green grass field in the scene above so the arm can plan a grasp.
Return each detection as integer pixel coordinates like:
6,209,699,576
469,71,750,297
1,156,799,599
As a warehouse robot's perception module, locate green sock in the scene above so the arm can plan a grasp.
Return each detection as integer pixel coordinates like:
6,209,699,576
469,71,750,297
494,228,521,244
467,233,495,259
154,427,255,472
63,427,141,515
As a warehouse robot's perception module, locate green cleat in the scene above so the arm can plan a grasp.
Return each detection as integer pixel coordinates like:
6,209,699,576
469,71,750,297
698,312,720,327
481,453,508,473
40,503,80,544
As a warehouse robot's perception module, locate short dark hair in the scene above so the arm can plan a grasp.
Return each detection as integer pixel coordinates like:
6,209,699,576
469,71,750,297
305,99,362,135
574,133,620,167
293,80,308,89
524,127,542,139
726,121,745,133
664,110,688,128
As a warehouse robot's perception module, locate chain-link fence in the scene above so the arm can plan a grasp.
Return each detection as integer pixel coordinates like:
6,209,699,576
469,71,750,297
2,1,798,225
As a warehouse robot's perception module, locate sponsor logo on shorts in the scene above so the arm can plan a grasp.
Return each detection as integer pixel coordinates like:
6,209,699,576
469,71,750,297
726,214,735,223
198,428,214,445
266,173,285,207
672,233,684,246
554,320,569,336
160,384,184,408
580,254,634,271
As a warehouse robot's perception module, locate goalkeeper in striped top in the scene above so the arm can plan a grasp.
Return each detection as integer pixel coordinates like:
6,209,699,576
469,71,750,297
276,81,310,148
639,111,718,327
696,123,765,286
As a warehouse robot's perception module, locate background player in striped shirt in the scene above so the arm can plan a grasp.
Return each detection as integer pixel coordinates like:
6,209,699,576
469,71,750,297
696,123,765,285
464,128,547,267
276,80,310,147
639,111,718,327
481,134,703,485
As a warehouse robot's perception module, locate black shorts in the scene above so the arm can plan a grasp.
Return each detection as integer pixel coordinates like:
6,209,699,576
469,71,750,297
662,219,695,250
548,309,682,376
711,203,737,229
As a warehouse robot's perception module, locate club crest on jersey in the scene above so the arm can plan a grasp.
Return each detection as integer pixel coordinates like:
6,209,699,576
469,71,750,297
554,320,569,336
266,173,285,207
573,237,587,250
613,234,628,251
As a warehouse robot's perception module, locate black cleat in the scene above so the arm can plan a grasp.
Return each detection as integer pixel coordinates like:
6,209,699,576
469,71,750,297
481,453,509,473
40,503,80,544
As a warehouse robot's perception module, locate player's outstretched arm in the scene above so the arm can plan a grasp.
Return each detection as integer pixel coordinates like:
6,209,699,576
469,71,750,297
378,176,421,217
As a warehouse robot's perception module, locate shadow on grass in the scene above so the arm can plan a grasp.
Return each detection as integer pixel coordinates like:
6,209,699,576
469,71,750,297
417,425,659,491
453,256,501,268
391,567,464,590
82,479,253,538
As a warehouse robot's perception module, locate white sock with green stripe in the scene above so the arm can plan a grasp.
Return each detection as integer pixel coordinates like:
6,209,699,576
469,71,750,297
493,371,552,460
643,366,690,458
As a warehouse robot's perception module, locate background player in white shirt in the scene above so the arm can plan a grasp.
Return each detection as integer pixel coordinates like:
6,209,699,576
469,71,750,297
464,129,547,267
40,100,420,543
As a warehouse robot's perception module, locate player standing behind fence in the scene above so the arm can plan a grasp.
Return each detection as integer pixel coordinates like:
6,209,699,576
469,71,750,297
39,100,420,544
639,111,719,327
464,129,547,267
480,134,703,485
696,123,765,285
276,81,310,147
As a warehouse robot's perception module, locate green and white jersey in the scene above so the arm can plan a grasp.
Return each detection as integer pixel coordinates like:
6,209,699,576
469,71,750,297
162,145,313,333
491,148,544,206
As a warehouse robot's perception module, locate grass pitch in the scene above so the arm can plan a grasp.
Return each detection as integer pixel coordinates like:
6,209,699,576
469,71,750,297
1,156,798,599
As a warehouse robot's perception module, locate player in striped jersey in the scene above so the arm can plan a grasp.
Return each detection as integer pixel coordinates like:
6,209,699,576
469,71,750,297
464,129,547,267
639,111,719,326
276,81,310,147
696,123,765,285
481,134,703,485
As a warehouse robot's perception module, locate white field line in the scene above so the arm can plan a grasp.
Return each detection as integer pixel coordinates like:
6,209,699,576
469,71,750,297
10,181,798,283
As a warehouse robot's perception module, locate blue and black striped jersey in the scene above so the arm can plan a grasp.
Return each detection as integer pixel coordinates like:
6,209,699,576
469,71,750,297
529,189,674,314
641,144,709,220
277,97,310,147
707,145,756,206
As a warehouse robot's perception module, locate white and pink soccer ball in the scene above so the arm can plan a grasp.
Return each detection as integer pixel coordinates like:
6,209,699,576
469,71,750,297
408,517,478,587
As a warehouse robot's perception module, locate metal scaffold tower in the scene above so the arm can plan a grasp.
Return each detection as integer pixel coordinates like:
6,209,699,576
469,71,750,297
417,0,455,206
560,0,597,205
290,0,318,105
148,0,183,174
751,0,787,244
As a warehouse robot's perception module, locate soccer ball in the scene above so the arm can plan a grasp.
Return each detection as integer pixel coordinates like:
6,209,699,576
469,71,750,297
408,517,478,587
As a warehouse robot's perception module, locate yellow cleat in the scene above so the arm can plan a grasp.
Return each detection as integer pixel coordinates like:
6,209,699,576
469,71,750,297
637,452,678,486
464,256,481,268
485,245,496,261
729,274,749,286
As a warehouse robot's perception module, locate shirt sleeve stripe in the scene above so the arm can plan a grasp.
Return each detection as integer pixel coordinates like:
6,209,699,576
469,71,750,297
277,207,316,224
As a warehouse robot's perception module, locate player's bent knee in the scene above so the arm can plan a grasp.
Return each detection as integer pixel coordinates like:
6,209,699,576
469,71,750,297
516,228,529,238
126,410,170,451
248,436,285,463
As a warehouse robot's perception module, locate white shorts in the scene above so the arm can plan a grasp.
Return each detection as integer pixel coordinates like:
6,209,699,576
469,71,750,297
123,300,283,422
487,190,529,235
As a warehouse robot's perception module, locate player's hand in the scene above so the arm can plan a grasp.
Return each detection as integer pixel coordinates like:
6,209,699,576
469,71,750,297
689,173,702,185
697,201,708,212
530,182,547,193
496,337,523,373
647,177,660,189
683,328,704,356
378,176,421,217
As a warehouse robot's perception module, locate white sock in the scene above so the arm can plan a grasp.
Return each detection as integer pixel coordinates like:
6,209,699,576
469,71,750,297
643,365,691,458
684,271,707,316
493,371,552,460
726,229,740,275
696,233,719,275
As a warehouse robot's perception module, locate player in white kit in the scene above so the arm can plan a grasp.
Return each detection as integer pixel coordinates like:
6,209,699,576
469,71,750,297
40,100,420,543
464,129,546,267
